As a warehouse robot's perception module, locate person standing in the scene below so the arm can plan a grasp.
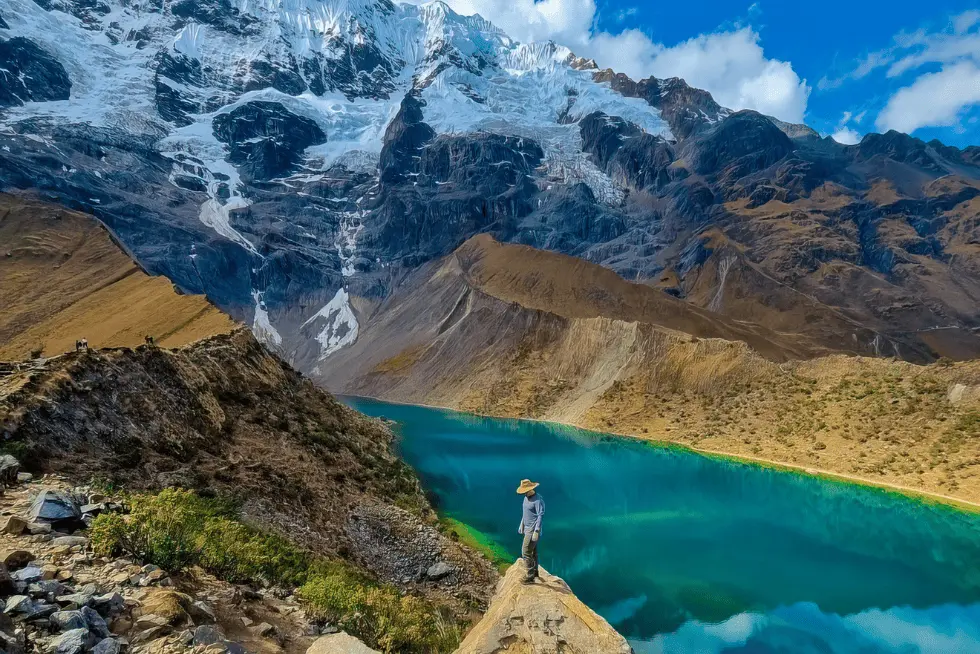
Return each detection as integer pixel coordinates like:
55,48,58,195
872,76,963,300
517,478,545,583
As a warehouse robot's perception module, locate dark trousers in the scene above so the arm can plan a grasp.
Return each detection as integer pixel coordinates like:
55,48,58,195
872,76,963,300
522,531,539,579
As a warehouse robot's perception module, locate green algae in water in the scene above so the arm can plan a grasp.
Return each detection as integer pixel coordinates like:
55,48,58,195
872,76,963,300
439,517,511,572
344,397,980,653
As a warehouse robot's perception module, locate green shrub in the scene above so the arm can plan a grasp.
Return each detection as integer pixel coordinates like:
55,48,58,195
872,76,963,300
299,575,451,654
88,489,463,653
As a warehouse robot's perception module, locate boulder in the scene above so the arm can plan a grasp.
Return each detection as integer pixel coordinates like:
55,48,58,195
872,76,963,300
92,638,121,654
82,606,110,638
91,593,123,616
454,562,634,654
52,628,92,654
250,622,274,637
0,563,14,595
0,455,19,487
28,490,80,523
140,589,191,626
0,550,34,569
10,566,43,583
16,473,33,484
1,516,26,535
50,610,88,632
56,592,96,609
51,537,88,549
425,562,454,581
4,595,32,614
189,600,216,624
28,579,66,600
192,624,224,646
306,633,381,654
26,523,52,535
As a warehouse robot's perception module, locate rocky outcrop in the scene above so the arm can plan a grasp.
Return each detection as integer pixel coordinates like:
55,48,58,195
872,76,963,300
0,38,71,108
212,101,326,181
455,562,633,654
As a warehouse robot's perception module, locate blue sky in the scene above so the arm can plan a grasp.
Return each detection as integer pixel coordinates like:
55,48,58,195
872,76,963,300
425,0,980,148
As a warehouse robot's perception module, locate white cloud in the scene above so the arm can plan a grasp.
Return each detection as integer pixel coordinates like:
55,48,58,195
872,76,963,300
638,29,810,123
876,62,980,133
831,127,861,145
953,9,980,34
406,0,811,123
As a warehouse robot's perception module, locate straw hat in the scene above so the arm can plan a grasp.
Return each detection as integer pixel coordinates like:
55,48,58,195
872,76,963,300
516,479,539,494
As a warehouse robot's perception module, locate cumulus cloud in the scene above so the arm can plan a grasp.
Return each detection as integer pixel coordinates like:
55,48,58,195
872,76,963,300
832,127,861,145
406,0,811,123
876,61,980,133
641,29,810,123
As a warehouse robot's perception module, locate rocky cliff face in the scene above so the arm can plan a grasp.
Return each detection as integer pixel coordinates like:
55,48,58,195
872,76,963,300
1,0,976,370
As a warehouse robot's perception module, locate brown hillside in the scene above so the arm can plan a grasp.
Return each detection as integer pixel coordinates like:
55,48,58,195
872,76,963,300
324,236,980,506
0,194,236,360
0,329,496,609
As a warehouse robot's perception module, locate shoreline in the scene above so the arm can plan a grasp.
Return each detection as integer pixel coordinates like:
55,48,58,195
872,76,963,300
339,393,980,515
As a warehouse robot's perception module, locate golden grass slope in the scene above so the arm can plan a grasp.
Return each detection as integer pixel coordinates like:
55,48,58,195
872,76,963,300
327,235,980,507
0,194,236,360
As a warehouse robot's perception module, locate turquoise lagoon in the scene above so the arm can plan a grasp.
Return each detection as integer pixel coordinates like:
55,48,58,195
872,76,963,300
342,397,980,653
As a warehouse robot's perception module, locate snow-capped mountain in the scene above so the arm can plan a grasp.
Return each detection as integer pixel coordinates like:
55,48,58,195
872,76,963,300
2,0,979,368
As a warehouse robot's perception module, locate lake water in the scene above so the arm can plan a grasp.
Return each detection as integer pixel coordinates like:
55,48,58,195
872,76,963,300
342,397,980,653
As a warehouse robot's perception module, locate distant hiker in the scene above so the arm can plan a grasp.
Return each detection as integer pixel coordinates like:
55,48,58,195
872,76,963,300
75,338,88,351
517,478,545,584
145,335,154,346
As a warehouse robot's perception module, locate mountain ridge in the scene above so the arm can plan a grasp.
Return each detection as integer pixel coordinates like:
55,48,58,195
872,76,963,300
0,0,978,372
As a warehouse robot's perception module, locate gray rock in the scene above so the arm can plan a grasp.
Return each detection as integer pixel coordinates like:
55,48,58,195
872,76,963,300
28,580,66,599
55,593,95,609
192,624,224,646
4,595,32,614
16,473,33,484
26,523,52,535
82,606,109,638
190,600,216,624
0,563,14,595
425,562,455,581
251,622,275,637
50,537,88,549
50,610,87,632
0,626,25,654
79,504,105,516
91,593,122,616
91,638,120,654
52,628,92,654
0,455,19,488
10,566,42,583
28,491,80,523
225,642,248,654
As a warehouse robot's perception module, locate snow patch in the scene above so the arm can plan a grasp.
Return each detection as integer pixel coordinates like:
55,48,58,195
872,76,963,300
304,287,359,359
251,291,282,347
173,23,203,60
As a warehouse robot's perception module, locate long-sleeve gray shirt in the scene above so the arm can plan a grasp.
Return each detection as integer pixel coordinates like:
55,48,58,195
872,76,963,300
520,494,545,535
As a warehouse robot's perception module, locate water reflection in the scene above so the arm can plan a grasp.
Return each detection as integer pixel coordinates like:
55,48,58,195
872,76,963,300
637,603,980,653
